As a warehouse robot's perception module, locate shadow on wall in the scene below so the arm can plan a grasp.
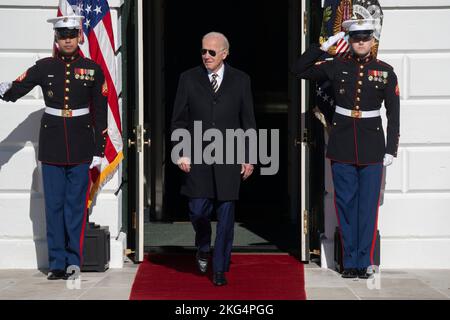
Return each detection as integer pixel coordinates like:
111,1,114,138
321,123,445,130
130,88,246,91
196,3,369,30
0,108,48,270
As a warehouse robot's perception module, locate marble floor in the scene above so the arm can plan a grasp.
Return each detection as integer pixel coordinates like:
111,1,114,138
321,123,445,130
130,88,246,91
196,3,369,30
304,263,450,300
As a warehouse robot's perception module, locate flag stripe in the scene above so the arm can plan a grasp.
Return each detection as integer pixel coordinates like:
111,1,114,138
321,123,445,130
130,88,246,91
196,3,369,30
96,21,117,90
101,11,116,52
87,30,122,133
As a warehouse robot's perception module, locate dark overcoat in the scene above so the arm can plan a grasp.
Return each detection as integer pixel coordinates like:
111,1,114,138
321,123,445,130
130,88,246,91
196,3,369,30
171,64,257,201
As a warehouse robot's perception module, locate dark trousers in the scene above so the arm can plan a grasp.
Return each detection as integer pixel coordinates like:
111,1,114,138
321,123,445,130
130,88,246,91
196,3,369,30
331,162,383,269
42,163,89,271
188,198,235,273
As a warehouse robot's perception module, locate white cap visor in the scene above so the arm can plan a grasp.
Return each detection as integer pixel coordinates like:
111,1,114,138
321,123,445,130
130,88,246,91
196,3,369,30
47,15,84,29
342,19,376,32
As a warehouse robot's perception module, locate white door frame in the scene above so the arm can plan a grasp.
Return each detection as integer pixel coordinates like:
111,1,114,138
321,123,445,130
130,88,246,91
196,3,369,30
300,0,309,262
134,0,145,262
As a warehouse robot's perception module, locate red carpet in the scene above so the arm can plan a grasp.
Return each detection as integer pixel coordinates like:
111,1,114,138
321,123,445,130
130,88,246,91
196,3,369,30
129,254,306,300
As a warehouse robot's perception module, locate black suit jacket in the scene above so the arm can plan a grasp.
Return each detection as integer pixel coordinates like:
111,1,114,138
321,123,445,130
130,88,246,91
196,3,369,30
171,64,257,201
293,44,400,165
1,50,108,165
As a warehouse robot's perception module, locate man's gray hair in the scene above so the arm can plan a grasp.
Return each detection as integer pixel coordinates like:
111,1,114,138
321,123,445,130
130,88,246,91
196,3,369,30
203,32,230,51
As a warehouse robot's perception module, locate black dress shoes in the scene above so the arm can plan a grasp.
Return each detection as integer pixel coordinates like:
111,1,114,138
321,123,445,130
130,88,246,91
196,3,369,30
196,251,210,274
47,270,67,280
341,268,358,279
213,272,227,286
357,268,374,279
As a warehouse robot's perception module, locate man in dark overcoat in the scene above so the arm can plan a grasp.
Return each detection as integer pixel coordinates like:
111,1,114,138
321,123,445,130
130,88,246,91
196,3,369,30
171,32,257,286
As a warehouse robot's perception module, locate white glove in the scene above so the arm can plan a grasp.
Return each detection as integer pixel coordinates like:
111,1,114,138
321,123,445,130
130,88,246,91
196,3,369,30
313,107,327,128
383,154,394,167
0,82,12,97
89,156,103,170
321,32,346,52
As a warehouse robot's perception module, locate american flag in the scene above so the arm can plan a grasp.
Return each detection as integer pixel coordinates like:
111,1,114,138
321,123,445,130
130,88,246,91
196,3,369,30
56,0,123,207
315,0,354,125
334,0,351,54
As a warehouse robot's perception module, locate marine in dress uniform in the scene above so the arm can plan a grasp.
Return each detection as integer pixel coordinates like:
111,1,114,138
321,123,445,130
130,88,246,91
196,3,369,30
293,19,400,278
171,32,256,286
0,15,108,280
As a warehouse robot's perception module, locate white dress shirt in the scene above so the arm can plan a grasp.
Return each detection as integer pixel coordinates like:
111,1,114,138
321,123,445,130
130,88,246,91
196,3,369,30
207,64,225,90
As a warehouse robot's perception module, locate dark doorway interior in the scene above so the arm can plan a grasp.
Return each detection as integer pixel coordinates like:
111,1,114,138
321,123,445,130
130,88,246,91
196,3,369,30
144,0,301,252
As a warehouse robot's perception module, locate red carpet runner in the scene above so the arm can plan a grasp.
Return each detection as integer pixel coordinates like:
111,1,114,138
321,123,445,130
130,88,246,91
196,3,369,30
129,254,306,300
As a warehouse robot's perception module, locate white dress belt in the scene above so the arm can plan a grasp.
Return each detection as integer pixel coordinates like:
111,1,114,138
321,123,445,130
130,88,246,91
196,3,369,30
45,106,90,118
335,106,381,119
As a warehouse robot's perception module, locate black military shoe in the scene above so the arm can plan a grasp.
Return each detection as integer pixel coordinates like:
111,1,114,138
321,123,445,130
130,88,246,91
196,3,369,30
47,270,66,280
357,268,374,279
196,251,210,274
213,272,228,286
341,268,358,279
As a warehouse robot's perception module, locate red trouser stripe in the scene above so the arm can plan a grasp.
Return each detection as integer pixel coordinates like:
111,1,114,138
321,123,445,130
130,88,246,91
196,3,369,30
370,169,384,266
79,170,92,267
333,190,345,267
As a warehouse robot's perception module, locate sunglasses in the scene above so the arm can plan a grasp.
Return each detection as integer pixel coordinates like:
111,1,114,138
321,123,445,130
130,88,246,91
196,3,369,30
201,48,224,57
56,32,79,40
349,34,374,42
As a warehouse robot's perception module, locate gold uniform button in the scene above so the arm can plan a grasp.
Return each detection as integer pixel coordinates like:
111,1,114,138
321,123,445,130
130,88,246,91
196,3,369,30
358,89,362,93
357,97,361,102
66,72,70,75
360,73,364,77
65,96,69,100
360,65,364,69
358,81,363,85
66,64,70,68
66,80,70,84
66,88,70,92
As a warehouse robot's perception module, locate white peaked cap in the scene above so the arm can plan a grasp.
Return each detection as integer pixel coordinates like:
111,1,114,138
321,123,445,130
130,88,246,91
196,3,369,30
47,15,84,29
342,19,376,32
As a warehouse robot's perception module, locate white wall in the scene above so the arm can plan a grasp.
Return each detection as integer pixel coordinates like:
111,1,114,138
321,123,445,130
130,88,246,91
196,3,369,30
322,0,450,269
0,0,125,269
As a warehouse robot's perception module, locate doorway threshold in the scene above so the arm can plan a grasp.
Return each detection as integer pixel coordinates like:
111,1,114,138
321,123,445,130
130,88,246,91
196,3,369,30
145,245,299,255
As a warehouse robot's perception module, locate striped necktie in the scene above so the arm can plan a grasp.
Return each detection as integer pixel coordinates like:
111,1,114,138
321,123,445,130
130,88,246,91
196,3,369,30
211,73,219,93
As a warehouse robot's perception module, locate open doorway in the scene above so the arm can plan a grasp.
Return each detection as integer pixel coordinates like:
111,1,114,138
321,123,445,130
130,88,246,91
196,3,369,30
141,0,304,254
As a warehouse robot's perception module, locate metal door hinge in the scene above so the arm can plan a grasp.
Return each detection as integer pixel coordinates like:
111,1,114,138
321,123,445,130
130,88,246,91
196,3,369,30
304,10,308,36
302,128,316,148
302,128,310,144
132,211,137,229
303,210,309,235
